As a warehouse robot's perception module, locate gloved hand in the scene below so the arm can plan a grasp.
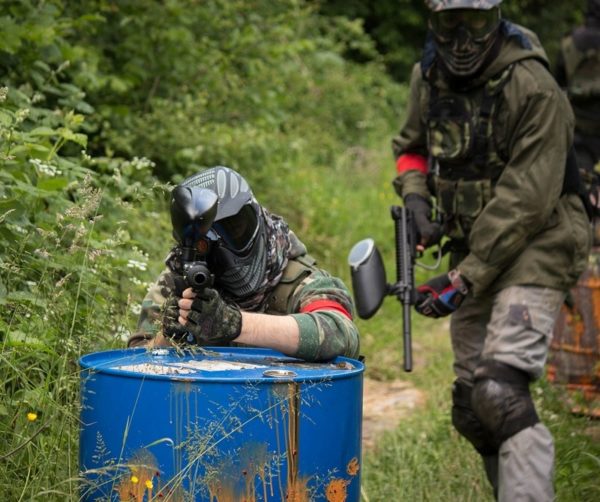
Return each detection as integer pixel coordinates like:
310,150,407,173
161,294,189,342
157,271,187,298
415,270,469,318
182,288,242,345
403,193,443,247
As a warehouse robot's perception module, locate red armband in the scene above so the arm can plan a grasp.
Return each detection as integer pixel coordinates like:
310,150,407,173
396,153,428,175
300,300,352,320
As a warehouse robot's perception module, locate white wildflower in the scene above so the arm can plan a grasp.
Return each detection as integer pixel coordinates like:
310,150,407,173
7,223,27,234
127,259,147,271
30,158,62,177
129,156,156,171
15,108,30,124
114,325,131,342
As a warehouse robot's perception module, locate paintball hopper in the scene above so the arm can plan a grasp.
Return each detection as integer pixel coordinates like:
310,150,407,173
170,186,218,248
348,238,387,319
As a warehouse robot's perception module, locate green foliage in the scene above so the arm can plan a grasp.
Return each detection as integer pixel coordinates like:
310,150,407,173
0,0,401,497
0,0,394,181
316,0,588,80
361,319,600,502
0,0,596,499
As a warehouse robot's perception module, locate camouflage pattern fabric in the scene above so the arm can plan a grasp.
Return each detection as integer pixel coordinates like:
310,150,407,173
427,95,474,160
425,0,502,11
288,271,360,361
392,22,590,297
128,259,360,362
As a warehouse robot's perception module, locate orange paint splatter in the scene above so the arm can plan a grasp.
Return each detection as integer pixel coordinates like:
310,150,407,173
286,477,311,502
116,465,155,501
207,481,247,502
325,478,349,502
346,457,360,477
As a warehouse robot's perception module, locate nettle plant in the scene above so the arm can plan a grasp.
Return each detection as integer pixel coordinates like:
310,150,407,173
0,73,167,496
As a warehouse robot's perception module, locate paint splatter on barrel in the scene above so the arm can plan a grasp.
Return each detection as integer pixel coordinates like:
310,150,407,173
79,347,364,501
548,251,600,417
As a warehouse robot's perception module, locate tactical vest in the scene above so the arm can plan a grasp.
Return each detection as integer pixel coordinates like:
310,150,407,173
426,65,514,242
561,34,600,134
264,253,316,314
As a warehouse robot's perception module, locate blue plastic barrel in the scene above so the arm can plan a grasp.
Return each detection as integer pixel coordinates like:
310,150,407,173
79,347,364,501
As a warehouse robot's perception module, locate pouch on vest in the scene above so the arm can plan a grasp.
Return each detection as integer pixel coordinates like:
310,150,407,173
427,95,474,162
265,254,316,314
435,178,493,239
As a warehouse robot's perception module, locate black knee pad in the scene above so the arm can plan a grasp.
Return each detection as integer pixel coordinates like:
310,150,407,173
451,380,497,456
472,360,539,450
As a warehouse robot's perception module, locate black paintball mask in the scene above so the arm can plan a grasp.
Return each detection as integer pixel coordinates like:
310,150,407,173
430,7,502,78
170,167,268,298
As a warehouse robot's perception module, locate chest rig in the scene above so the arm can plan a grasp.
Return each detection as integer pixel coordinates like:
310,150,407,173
426,64,513,241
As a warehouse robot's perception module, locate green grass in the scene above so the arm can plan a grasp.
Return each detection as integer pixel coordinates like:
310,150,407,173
2,75,598,501
357,312,600,502
286,140,600,501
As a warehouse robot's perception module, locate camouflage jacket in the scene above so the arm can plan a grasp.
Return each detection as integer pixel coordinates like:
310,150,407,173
392,22,591,297
128,254,360,362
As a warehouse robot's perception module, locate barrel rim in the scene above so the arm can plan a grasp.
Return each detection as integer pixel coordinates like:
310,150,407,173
79,347,365,383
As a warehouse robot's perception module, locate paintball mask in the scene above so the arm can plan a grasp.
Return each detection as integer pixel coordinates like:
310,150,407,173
171,167,268,298
427,2,502,78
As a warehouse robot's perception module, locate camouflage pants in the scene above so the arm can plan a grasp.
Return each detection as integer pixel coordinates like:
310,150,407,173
450,285,565,502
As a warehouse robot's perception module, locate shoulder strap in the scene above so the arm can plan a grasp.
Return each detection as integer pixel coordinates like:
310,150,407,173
265,254,316,314
473,64,514,171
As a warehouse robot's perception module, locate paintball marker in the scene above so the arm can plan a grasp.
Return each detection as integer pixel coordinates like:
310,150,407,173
169,185,218,294
348,205,431,372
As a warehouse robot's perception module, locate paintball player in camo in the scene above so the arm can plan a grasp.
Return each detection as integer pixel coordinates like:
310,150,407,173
392,0,590,500
128,166,360,362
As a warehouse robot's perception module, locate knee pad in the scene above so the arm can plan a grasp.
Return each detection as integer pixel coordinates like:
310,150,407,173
451,380,497,455
472,360,539,450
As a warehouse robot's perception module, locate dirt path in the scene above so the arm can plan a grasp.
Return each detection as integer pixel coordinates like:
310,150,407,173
361,377,426,451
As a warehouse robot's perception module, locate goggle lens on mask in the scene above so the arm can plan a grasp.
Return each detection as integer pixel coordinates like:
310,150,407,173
210,203,259,252
430,8,500,40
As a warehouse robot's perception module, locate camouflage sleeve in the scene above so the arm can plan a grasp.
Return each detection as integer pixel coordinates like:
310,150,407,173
391,62,431,200
288,269,360,362
127,268,174,347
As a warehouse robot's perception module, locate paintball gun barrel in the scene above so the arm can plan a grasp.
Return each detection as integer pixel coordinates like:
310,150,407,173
348,206,418,372
169,185,218,294
182,258,214,294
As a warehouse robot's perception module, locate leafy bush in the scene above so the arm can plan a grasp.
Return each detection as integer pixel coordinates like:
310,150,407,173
316,0,588,80
1,1,594,499
0,1,401,497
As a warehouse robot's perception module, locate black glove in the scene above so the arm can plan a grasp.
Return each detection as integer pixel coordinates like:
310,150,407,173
162,294,190,342
184,288,242,345
157,271,187,298
403,193,443,247
415,270,469,318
